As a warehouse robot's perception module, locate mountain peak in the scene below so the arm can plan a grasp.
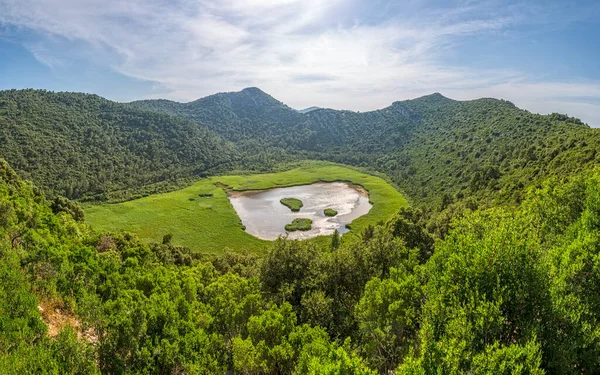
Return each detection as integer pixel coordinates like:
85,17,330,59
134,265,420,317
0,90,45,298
241,87,266,94
417,92,450,101
230,87,281,103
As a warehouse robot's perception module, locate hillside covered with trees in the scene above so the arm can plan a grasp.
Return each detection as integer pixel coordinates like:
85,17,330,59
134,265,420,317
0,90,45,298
2,152,600,373
136,88,600,209
2,87,598,210
2,87,600,373
0,90,237,200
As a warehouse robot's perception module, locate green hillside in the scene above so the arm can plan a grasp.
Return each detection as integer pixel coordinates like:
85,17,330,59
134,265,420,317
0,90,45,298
0,89,237,200
133,88,600,208
2,87,598,213
3,153,600,373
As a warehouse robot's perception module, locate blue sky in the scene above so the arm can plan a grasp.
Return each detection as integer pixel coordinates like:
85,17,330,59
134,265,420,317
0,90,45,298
1,0,599,126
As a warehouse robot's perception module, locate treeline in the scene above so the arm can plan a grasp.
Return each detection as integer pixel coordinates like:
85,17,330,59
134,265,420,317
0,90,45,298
1,154,600,374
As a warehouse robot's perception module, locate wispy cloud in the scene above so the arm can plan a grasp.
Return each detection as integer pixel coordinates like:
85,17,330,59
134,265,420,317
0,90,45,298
0,0,599,126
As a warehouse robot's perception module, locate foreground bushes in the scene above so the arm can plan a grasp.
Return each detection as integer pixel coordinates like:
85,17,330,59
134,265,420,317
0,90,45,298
1,157,600,373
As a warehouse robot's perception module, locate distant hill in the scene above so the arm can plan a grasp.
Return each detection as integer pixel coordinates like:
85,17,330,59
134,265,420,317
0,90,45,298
0,89,237,199
298,106,321,114
130,87,306,143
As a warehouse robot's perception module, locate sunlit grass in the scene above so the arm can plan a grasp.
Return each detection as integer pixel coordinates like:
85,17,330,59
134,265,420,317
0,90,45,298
85,162,408,254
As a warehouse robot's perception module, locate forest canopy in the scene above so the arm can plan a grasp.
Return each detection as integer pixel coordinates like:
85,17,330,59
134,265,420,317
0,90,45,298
1,155,600,373
1,87,600,374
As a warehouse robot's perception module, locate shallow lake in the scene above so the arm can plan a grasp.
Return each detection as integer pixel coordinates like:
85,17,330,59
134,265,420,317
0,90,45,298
228,182,372,240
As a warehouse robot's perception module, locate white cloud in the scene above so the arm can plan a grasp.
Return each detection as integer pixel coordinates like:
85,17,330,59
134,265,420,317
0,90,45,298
0,0,598,126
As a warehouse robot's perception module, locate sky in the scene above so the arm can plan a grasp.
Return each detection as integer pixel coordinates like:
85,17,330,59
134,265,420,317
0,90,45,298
0,0,599,126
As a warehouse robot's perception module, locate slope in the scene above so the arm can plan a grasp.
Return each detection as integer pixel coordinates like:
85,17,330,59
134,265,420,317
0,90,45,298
133,89,600,207
0,89,238,200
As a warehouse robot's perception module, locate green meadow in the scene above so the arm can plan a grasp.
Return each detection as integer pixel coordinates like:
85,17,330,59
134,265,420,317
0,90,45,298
84,163,408,254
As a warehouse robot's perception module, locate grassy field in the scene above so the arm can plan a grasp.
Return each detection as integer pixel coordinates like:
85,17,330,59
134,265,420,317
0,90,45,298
84,163,408,254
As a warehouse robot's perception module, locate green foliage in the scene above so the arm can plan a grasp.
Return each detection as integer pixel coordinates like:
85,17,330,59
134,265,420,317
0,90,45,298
280,197,304,212
330,229,340,250
51,196,85,221
0,250,47,351
0,89,236,200
356,267,422,373
387,207,434,260
285,218,313,232
324,208,338,216
132,88,600,211
2,84,600,375
297,344,378,375
6,87,599,215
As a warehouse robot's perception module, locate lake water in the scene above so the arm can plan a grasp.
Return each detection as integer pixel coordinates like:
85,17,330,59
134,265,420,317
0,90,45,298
228,182,372,240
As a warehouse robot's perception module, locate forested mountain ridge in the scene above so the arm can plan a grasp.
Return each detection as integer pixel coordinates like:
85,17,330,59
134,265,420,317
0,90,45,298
131,87,307,142
0,89,238,200
2,87,598,209
133,88,599,207
131,86,421,150
297,106,321,114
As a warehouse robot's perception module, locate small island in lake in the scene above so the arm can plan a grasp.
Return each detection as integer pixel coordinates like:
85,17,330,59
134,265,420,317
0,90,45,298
280,197,303,212
324,208,338,217
285,218,312,231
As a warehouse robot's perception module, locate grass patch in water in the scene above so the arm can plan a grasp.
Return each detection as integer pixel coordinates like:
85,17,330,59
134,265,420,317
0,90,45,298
280,197,303,212
285,218,312,231
324,208,338,217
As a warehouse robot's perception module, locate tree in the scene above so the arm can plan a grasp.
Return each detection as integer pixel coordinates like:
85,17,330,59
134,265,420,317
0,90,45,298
331,229,340,250
356,268,422,373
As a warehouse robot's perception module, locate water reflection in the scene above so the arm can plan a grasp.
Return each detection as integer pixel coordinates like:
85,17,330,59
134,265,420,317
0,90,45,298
228,182,372,240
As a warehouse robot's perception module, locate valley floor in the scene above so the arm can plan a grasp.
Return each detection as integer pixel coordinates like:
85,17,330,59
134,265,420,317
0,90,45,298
84,163,407,253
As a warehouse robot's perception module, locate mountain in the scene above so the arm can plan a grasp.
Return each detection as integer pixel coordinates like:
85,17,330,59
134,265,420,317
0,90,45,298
2,87,598,207
2,88,600,374
131,87,306,142
133,89,600,207
0,89,237,200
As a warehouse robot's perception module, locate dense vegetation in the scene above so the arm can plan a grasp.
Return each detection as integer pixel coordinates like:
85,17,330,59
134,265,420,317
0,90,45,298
285,218,312,232
3,87,599,211
280,198,303,212
0,89,237,201
133,88,600,209
2,152,600,373
2,86,600,373
324,208,337,217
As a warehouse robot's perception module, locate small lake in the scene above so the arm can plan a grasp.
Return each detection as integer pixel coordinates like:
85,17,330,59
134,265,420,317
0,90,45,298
228,182,372,240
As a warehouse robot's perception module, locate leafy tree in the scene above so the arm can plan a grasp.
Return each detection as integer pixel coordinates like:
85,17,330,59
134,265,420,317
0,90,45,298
51,196,85,221
356,268,422,373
